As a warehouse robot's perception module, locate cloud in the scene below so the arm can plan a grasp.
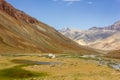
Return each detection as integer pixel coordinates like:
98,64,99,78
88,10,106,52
52,0,81,5
87,1,93,5
52,0,94,6
52,0,58,1
63,0,81,5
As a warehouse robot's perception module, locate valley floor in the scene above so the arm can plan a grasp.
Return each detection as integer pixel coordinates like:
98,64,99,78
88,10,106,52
0,54,120,80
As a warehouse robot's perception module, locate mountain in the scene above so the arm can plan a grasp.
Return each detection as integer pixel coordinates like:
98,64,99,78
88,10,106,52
89,21,120,31
59,21,120,51
89,32,120,50
0,0,97,54
106,50,120,59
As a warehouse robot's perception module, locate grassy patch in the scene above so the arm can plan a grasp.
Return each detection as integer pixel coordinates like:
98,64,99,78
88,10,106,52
0,65,49,80
59,54,99,61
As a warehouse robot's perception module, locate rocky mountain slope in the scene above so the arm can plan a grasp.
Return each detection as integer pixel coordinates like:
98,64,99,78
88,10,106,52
0,0,97,54
59,21,120,51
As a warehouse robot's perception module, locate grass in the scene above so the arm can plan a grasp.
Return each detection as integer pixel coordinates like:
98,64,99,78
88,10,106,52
58,54,100,61
0,65,49,80
0,54,120,80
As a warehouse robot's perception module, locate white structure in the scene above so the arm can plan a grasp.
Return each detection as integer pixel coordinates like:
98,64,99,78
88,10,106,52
81,55,96,58
48,53,56,59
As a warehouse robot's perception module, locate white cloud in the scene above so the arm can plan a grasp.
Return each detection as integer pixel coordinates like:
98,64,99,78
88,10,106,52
52,0,94,5
87,1,93,5
63,0,81,5
52,0,81,5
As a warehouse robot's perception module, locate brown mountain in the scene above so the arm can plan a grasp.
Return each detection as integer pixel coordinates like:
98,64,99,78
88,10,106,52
0,0,97,54
0,0,38,24
106,50,120,59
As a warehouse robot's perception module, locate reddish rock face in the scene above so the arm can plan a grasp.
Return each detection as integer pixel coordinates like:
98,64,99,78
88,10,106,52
0,0,38,24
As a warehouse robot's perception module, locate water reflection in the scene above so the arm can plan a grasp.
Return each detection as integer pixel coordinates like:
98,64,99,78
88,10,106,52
11,59,61,65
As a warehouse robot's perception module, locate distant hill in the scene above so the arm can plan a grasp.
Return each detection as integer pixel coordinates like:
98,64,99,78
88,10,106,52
59,21,120,51
0,0,97,54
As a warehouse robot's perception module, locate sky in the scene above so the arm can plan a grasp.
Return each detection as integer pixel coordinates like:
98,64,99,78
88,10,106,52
6,0,120,30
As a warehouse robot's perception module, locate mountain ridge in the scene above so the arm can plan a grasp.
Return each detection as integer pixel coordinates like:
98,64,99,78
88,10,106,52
89,21,120,31
59,20,120,51
0,0,38,24
0,0,97,54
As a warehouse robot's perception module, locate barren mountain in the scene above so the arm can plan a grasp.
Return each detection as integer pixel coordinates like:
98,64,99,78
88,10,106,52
59,21,120,51
89,32,120,50
0,0,97,54
89,21,120,31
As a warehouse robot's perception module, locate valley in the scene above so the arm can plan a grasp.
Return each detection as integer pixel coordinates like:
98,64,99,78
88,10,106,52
0,54,120,80
0,0,120,80
59,22,120,59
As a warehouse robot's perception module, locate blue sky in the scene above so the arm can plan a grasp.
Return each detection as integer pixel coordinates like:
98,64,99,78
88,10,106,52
6,0,120,30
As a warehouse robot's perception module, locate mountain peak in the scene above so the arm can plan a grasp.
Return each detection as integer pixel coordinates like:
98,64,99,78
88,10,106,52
0,0,38,24
89,20,120,31
89,26,103,30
